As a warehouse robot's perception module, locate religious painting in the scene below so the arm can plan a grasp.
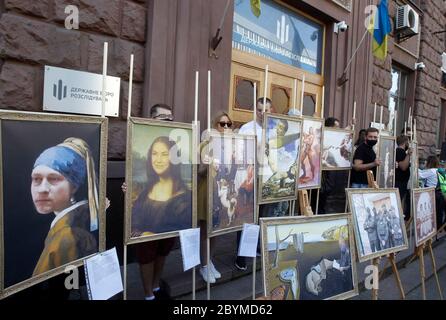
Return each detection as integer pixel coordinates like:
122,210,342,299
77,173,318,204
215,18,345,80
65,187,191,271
322,128,353,170
298,117,323,189
259,114,302,204
377,136,396,188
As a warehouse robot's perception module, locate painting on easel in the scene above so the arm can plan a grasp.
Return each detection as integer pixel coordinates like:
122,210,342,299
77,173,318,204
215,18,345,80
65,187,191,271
260,214,358,300
298,117,323,189
376,136,396,188
413,187,437,247
346,189,409,262
259,114,302,204
322,128,353,170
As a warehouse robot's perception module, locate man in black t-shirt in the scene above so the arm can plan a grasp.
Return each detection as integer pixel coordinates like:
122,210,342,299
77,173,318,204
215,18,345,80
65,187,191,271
395,135,412,220
351,128,381,188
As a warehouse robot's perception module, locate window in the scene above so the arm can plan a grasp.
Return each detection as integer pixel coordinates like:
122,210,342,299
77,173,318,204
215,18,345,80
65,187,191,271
232,0,324,74
332,0,352,11
389,66,409,134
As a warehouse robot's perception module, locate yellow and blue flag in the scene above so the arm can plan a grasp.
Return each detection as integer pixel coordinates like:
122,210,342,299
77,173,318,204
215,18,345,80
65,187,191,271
250,0,261,18
369,0,392,60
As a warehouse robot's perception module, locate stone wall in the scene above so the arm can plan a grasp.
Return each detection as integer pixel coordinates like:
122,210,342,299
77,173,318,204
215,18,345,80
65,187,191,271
0,0,147,159
415,0,446,157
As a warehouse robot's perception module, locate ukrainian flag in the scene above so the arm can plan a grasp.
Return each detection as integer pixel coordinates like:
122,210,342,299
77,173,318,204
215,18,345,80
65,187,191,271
369,0,392,60
250,0,261,17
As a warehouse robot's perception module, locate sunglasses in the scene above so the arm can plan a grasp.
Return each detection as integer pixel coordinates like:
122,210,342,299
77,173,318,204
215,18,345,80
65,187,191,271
153,114,173,121
219,121,232,128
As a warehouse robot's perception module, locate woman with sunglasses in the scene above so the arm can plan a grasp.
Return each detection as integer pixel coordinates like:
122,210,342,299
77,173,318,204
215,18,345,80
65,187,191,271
197,112,235,283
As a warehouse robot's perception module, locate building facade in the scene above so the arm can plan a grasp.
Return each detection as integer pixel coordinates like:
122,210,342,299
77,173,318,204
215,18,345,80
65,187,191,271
0,0,445,265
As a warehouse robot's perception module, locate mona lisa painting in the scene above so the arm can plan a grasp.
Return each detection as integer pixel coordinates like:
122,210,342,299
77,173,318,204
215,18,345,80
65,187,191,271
0,111,107,299
125,117,197,244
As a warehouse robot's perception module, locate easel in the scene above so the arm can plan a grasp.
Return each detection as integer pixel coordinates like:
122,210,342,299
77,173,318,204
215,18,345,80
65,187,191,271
366,170,406,300
298,190,313,216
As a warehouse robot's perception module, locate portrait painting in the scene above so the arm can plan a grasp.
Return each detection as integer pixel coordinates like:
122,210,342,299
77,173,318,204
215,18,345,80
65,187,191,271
125,117,196,244
346,189,408,262
0,111,107,298
260,214,358,300
322,128,353,170
413,187,437,247
298,117,323,189
259,114,302,204
207,132,256,236
377,136,395,188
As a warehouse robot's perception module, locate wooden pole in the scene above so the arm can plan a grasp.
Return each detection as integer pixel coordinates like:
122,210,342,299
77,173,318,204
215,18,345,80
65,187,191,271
101,42,108,118
293,79,297,113
371,257,380,300
263,65,269,113
208,70,211,132
127,54,134,119
207,237,211,300
428,239,444,300
252,257,257,300
194,71,199,125
419,244,426,300
123,244,127,300
315,189,320,215
253,82,257,125
379,105,383,129
300,74,306,114
389,253,406,299
373,103,377,124
321,86,325,118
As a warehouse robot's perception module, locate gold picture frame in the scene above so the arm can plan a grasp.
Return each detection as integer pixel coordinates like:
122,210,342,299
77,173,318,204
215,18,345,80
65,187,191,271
412,187,437,247
298,116,324,190
207,132,257,237
376,136,396,188
0,110,108,299
346,188,409,263
260,213,358,300
124,117,197,245
322,128,353,171
258,113,302,204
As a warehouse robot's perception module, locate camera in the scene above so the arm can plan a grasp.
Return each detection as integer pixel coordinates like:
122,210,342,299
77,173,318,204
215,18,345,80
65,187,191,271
415,62,426,70
334,21,348,33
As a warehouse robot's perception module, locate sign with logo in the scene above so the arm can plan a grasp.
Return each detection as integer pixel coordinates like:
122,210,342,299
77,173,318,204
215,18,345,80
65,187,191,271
232,0,323,74
43,66,121,117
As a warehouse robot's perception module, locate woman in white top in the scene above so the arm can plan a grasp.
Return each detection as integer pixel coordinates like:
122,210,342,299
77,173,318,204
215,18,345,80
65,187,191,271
418,156,440,188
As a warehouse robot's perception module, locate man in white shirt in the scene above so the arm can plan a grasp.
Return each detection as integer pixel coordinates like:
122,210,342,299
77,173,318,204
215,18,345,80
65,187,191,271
238,97,272,147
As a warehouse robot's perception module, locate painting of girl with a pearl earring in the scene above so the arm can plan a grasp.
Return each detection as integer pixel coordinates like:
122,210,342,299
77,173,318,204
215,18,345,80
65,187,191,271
0,112,107,298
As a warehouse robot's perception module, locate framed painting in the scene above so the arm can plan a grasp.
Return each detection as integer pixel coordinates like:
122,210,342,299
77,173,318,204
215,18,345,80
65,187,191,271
322,128,353,170
124,117,197,245
260,213,358,300
207,132,257,236
0,110,108,299
346,188,408,262
376,136,396,188
259,114,302,204
298,117,323,189
412,187,437,247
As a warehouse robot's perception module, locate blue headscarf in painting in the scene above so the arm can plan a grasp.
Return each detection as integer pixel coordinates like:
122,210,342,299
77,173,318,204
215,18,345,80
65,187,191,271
33,146,87,190
33,138,99,232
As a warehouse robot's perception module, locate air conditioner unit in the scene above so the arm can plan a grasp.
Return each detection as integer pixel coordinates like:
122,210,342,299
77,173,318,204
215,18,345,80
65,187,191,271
395,4,419,38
